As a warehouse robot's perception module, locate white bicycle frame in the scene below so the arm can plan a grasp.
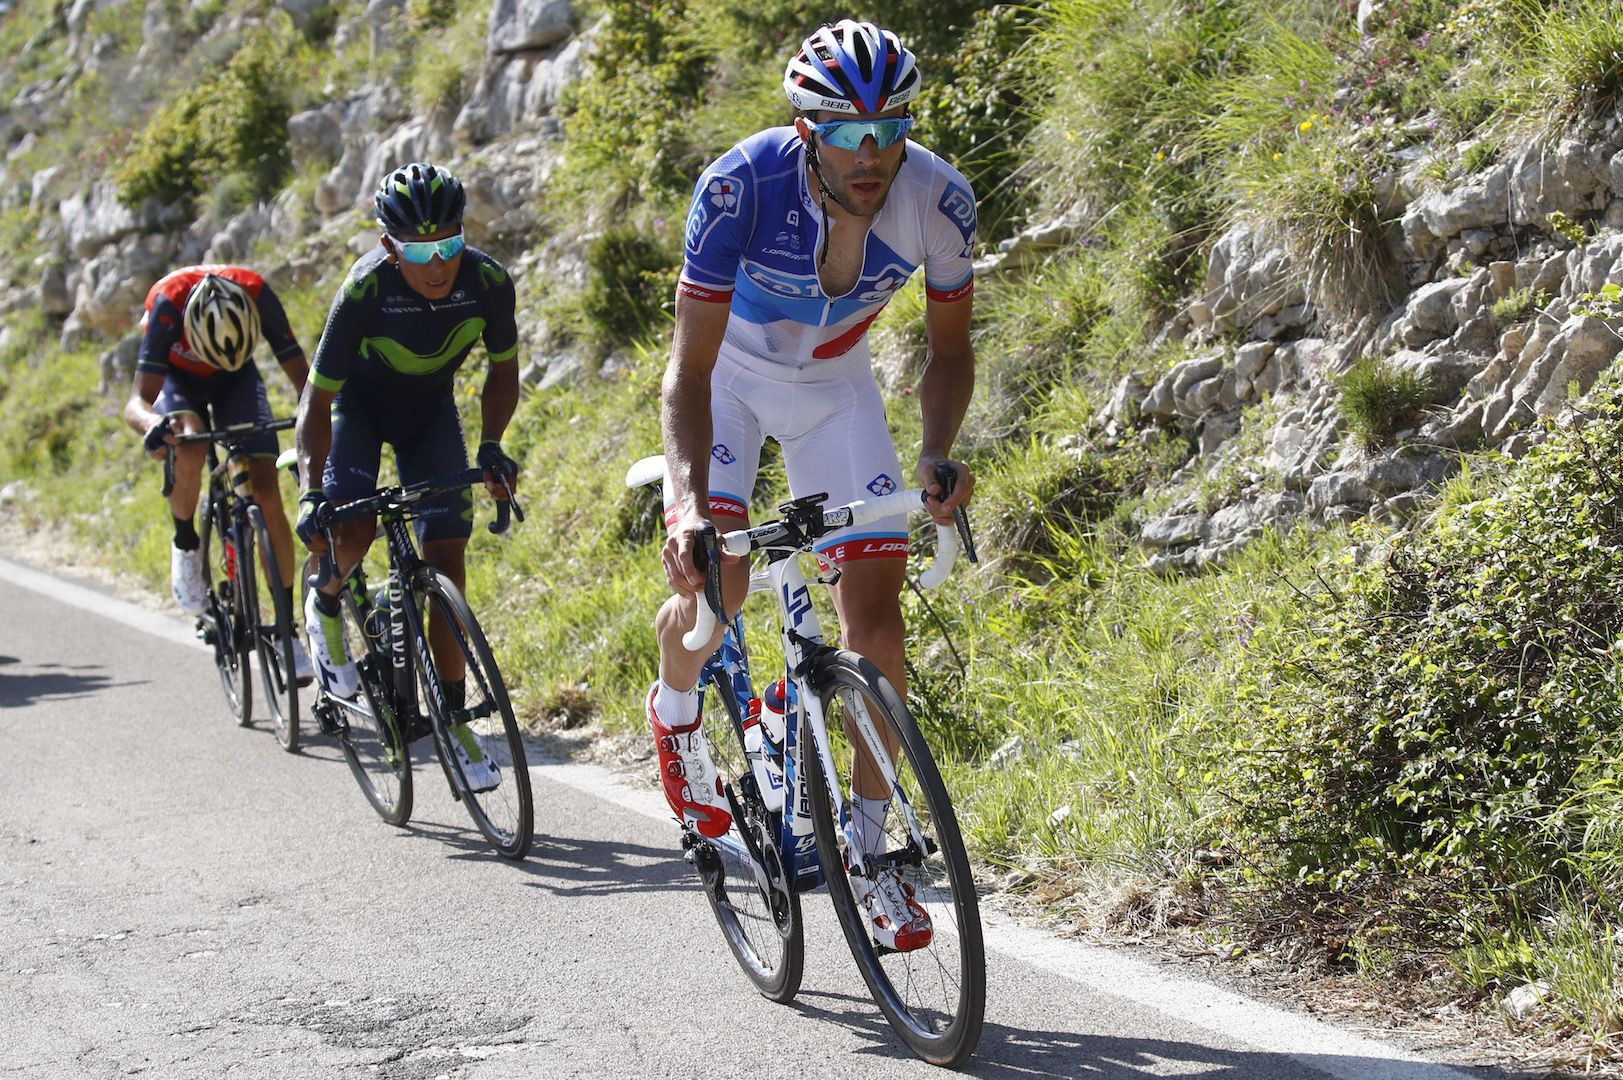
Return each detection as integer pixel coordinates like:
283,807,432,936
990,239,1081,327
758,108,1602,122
625,454,959,876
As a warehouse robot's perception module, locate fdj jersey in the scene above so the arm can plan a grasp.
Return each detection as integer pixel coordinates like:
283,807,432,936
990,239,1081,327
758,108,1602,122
677,127,978,368
309,245,519,409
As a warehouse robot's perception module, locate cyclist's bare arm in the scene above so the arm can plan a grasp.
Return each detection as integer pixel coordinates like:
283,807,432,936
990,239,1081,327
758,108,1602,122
660,292,733,597
295,382,337,495
124,370,174,457
916,292,976,524
478,352,520,498
278,351,310,398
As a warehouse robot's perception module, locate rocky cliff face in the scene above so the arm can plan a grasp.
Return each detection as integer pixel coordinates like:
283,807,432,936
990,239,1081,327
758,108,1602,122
5,1,1623,573
982,108,1623,570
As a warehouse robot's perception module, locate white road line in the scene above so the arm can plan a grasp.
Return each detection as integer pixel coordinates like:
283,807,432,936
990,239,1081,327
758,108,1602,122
0,554,206,652
4,551,1482,1078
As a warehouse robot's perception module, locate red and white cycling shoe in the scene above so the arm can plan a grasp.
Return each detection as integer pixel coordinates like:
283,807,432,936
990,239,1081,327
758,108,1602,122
853,866,933,952
647,684,733,839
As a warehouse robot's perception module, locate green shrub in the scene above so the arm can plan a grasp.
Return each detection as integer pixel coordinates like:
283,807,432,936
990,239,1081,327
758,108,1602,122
1237,390,1623,952
114,28,295,209
1489,287,1551,324
580,224,680,348
1337,356,1432,448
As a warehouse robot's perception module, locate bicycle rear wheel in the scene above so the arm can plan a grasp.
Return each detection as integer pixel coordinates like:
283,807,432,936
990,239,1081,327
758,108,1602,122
248,506,299,753
331,581,413,826
200,505,252,724
415,571,533,859
694,664,803,1002
805,650,985,1067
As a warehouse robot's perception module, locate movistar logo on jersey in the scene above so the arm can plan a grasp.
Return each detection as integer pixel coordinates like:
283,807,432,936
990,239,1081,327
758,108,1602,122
347,271,380,301
478,262,508,289
360,318,487,376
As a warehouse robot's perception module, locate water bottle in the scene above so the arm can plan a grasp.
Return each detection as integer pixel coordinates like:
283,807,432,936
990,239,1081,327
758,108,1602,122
761,679,788,757
743,698,785,814
228,453,253,499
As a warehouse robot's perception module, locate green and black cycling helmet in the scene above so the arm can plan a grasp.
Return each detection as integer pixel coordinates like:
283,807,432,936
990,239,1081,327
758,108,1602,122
373,161,466,237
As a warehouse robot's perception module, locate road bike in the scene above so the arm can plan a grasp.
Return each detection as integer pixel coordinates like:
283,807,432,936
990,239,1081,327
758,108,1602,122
301,464,534,860
162,417,304,751
626,456,986,1066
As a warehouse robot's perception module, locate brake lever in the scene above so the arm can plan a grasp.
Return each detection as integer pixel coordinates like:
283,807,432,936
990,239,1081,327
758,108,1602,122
932,461,978,566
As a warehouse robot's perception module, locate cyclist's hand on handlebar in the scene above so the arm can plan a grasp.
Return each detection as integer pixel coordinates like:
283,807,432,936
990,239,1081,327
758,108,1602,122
142,417,176,460
476,440,519,500
294,490,328,551
662,511,710,597
917,457,974,526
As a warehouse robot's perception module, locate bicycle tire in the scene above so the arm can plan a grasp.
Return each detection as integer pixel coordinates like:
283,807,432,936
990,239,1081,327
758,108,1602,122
200,503,252,724
414,570,533,859
804,650,985,1067
333,581,413,826
247,506,299,753
695,664,804,1002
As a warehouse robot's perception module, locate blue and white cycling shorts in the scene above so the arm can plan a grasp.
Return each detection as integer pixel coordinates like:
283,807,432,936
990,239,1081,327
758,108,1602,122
666,347,908,566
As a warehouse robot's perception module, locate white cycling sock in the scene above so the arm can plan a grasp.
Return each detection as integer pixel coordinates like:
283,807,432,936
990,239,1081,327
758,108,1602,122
653,679,699,730
852,793,890,866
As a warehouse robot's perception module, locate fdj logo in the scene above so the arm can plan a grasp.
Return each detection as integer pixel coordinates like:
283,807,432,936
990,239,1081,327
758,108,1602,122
866,474,896,496
708,178,739,211
783,582,813,627
712,444,736,465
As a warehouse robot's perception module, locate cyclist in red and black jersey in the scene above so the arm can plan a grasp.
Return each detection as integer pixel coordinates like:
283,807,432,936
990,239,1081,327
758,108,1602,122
123,267,314,681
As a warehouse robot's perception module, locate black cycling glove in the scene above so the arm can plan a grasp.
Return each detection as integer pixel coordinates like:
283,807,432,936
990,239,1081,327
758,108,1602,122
294,490,326,547
142,417,173,454
476,441,518,485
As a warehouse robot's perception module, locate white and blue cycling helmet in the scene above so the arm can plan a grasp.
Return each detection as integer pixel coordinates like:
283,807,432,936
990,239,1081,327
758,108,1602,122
783,20,920,116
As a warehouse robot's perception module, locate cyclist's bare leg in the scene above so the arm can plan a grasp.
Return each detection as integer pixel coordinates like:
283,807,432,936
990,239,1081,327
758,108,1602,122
248,457,296,589
831,556,907,802
423,537,469,684
166,413,208,520
653,511,751,692
316,517,377,596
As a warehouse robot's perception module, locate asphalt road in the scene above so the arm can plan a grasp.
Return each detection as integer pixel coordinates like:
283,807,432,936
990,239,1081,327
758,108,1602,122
0,557,1515,1080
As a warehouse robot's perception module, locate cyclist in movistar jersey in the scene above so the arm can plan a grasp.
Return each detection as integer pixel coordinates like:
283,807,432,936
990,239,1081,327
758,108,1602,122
649,20,978,953
123,266,315,683
293,161,520,789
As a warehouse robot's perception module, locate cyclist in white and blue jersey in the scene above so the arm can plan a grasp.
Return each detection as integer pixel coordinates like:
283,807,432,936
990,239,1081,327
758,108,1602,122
648,20,978,954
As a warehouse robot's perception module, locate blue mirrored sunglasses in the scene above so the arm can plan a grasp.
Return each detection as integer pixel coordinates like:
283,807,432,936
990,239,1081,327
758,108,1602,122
810,116,914,151
389,230,465,264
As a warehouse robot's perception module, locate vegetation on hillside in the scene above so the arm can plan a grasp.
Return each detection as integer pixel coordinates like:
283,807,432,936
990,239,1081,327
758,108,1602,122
5,0,1623,1056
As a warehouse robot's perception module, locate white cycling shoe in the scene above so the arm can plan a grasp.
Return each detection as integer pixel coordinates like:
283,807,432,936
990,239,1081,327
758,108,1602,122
171,545,207,615
852,866,933,953
450,722,502,792
303,590,359,699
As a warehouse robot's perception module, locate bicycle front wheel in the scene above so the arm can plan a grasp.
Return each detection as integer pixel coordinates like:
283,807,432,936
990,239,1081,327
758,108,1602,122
200,506,252,724
333,581,413,826
695,664,803,1002
248,505,298,753
805,650,985,1067
415,571,533,860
